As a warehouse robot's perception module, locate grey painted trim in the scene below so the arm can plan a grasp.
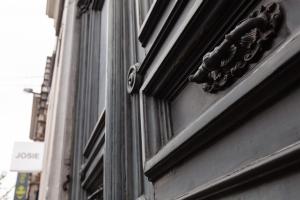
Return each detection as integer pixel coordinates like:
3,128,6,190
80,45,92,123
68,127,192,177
140,0,204,91
139,0,189,75
71,17,86,200
176,140,300,200
143,31,300,180
135,0,153,29
81,147,104,189
105,0,133,199
80,128,105,182
55,0,65,36
87,187,103,200
105,0,153,199
138,0,259,180
83,109,105,157
71,2,106,198
140,0,256,97
138,0,170,47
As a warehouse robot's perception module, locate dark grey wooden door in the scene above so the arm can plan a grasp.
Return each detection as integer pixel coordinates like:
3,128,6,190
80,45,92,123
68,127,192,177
128,0,300,199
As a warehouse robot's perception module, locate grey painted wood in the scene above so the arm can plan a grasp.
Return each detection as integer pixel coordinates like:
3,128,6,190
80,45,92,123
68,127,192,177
105,0,130,199
144,29,300,181
214,167,300,200
129,0,300,199
71,1,107,199
71,14,87,200
135,0,154,28
138,0,171,47
176,141,300,200
71,0,153,199
105,0,154,199
67,0,300,199
139,0,258,166
154,80,300,199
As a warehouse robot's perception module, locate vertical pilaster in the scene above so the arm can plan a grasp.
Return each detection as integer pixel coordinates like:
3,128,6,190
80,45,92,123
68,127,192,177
105,0,126,198
105,0,154,199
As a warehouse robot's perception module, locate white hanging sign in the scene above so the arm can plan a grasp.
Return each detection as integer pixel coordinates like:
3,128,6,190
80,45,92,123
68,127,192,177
10,142,44,172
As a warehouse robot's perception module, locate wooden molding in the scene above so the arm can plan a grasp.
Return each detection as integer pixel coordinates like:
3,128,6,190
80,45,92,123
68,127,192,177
176,141,300,199
138,0,171,47
143,31,300,181
176,142,300,200
83,110,105,157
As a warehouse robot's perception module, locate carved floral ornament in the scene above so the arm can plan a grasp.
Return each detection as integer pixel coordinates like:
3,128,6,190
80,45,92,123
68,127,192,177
189,2,282,93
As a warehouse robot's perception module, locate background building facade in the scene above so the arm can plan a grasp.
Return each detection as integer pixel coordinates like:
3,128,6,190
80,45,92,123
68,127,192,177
23,56,55,200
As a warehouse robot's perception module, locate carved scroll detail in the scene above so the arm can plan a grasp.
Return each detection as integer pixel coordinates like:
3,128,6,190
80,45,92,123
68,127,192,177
189,2,282,93
127,63,142,94
77,0,103,17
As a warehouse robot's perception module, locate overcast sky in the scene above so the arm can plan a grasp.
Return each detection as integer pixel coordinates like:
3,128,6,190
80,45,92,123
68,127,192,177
0,0,55,198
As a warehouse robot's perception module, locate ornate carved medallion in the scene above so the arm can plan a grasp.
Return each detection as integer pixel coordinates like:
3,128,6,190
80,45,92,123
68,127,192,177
127,63,142,94
188,2,282,93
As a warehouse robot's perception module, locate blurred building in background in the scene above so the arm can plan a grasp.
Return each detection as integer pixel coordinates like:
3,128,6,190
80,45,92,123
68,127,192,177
23,56,54,200
29,56,54,142
13,173,29,200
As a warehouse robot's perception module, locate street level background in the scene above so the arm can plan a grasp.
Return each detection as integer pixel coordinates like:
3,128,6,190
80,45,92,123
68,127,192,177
0,0,55,199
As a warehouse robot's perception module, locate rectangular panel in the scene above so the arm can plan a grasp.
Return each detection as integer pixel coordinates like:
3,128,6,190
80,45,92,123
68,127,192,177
213,167,300,200
154,80,300,199
138,0,300,183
